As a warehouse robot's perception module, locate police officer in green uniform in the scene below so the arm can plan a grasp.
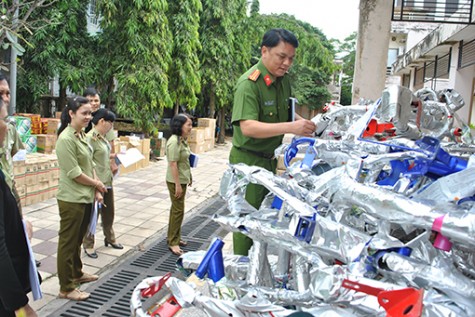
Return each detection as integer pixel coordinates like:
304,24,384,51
230,29,316,256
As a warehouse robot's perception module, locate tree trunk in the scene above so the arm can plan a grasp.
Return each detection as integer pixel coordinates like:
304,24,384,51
174,100,179,115
106,76,115,111
58,85,67,112
217,107,226,144
209,83,215,118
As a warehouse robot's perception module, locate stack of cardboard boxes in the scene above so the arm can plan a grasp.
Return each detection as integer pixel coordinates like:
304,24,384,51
14,154,59,207
10,111,156,205
188,118,216,154
116,136,151,175
14,113,61,154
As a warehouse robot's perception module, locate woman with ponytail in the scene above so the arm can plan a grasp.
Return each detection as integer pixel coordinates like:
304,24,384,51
55,97,107,301
82,108,123,259
165,114,193,256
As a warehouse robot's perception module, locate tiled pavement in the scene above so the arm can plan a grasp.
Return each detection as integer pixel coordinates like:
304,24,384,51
24,140,234,315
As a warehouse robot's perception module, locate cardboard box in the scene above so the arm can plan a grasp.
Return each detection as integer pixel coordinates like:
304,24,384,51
46,119,61,135
50,160,59,180
13,160,26,177
203,127,213,140
188,128,205,144
16,185,26,198
36,134,57,154
189,142,206,154
119,162,138,175
22,135,37,153
204,139,214,151
141,138,151,156
25,160,38,186
197,118,216,129
55,111,62,119
26,192,41,206
14,173,26,187
14,116,32,137
35,158,51,183
119,136,142,151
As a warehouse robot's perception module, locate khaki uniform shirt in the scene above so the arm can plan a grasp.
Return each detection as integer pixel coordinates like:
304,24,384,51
166,135,191,184
0,123,25,189
105,129,116,142
56,125,95,203
231,59,291,156
87,128,113,187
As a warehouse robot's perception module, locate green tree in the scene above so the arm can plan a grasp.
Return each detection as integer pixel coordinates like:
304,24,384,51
338,32,357,105
199,0,251,142
249,13,337,111
99,0,173,132
250,0,259,17
168,0,202,114
0,0,59,70
15,0,97,113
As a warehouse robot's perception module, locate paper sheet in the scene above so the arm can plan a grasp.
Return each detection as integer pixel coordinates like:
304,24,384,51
87,201,99,236
116,148,145,168
22,220,42,301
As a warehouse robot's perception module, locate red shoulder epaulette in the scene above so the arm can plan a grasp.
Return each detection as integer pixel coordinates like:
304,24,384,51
248,69,261,82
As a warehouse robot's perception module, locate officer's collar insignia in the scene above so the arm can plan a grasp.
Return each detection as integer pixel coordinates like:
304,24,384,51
248,69,261,82
264,74,272,87
74,130,86,140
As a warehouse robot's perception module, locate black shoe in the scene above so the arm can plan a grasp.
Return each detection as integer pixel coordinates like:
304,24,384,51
104,239,124,249
35,260,41,267
84,248,98,259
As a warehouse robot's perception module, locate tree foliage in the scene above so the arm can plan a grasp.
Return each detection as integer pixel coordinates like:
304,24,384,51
16,0,97,112
99,0,173,132
337,32,357,105
199,0,250,117
168,0,202,113
249,13,336,110
7,0,340,130
0,0,59,71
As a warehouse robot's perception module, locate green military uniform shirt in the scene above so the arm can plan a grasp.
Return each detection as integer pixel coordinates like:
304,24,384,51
87,128,113,187
166,135,191,184
229,59,293,256
0,123,25,189
56,125,95,203
231,59,291,156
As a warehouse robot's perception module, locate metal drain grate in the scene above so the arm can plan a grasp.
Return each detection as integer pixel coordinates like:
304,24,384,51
50,195,228,316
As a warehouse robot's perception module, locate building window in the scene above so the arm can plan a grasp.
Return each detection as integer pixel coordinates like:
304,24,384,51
459,38,475,69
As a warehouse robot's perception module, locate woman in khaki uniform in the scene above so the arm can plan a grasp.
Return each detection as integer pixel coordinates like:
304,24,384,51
55,97,107,301
83,109,123,259
166,114,192,256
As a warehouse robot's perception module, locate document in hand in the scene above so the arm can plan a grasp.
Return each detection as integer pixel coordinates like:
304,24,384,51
189,152,199,168
116,148,145,168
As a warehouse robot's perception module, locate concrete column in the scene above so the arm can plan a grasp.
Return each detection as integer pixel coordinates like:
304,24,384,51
352,0,393,104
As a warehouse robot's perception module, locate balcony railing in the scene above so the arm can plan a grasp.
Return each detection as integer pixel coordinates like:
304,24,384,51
392,0,474,24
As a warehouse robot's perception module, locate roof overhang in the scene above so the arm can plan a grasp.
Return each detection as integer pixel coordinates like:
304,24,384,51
392,23,475,75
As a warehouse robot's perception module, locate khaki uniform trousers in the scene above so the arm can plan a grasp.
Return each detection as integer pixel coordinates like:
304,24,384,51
83,188,116,249
229,146,277,256
57,200,92,292
166,182,187,247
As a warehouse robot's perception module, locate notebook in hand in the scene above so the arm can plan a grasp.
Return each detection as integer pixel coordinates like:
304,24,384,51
189,152,199,168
